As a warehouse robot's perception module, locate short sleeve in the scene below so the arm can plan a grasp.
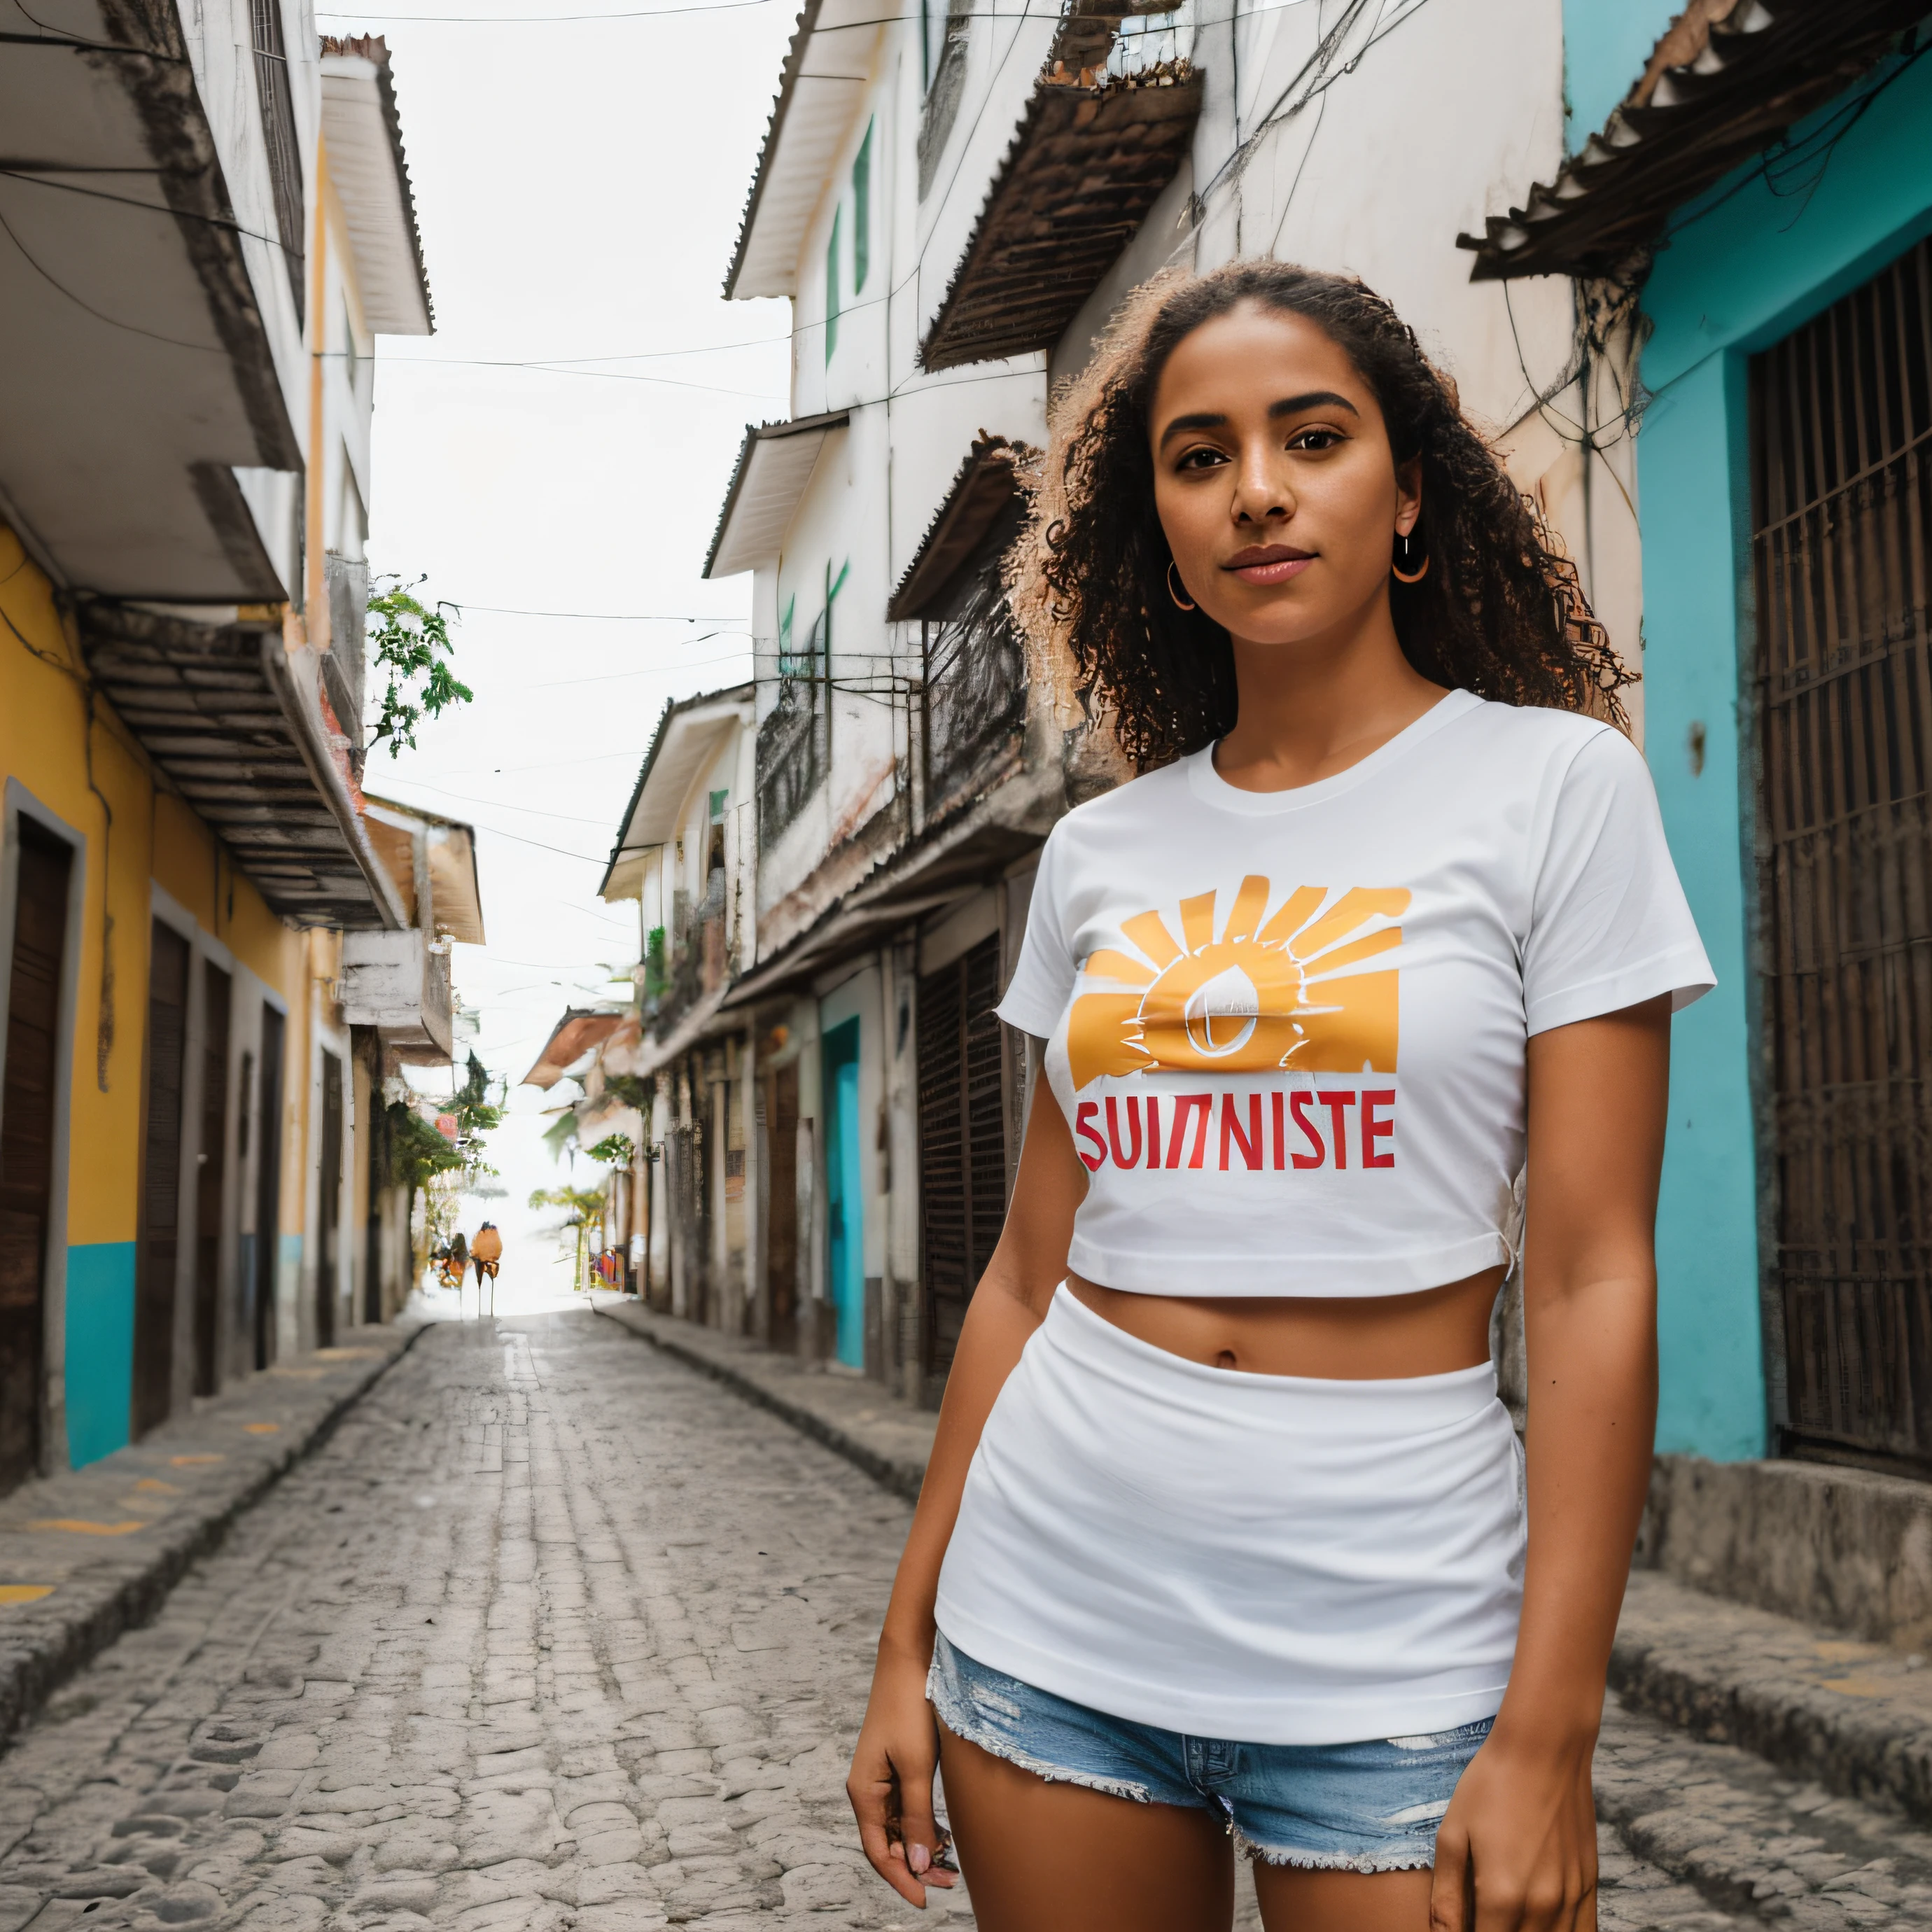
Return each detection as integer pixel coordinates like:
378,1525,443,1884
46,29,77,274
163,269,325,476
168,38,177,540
1521,729,1715,1035
996,827,1077,1037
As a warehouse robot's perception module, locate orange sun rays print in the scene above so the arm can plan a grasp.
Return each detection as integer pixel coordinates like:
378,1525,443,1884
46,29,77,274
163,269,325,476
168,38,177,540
1066,878,1410,1090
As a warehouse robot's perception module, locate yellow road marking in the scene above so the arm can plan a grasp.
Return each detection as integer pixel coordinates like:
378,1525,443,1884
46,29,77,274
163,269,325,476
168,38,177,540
171,1454,224,1466
133,1478,180,1494
27,1520,144,1536
242,1423,281,1435
1821,1676,1893,1698
0,1585,53,1604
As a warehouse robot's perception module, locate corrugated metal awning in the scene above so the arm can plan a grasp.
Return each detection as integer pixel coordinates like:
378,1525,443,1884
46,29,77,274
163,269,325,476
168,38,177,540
919,63,1201,372
1458,0,1931,282
80,602,408,930
703,412,848,579
888,437,1035,623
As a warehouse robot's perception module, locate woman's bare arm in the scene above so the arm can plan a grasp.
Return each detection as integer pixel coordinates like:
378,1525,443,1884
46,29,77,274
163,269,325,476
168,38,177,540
848,1072,1085,1907
1432,993,1669,1932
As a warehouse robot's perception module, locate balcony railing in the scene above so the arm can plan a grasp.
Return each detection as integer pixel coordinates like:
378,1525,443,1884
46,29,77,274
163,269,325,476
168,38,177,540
757,676,827,844
924,552,1027,816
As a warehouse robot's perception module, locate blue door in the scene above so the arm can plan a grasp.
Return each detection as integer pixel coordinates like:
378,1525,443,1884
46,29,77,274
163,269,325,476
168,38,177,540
821,1018,864,1367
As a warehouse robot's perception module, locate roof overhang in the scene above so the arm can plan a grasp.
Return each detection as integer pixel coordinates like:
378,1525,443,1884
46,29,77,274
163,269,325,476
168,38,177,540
0,0,304,599
888,437,1034,622
319,38,433,334
80,603,410,930
723,0,879,300
1458,0,1932,282
522,1008,628,1089
919,63,1202,372
601,682,753,900
722,811,1043,1009
703,411,848,579
361,793,486,944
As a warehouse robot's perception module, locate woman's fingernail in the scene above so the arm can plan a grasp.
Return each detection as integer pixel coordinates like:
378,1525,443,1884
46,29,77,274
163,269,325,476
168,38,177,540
909,1843,932,1874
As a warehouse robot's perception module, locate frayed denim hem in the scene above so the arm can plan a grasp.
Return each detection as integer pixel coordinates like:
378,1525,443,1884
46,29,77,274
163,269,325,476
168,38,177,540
1232,1823,1436,1874
928,1686,1155,1805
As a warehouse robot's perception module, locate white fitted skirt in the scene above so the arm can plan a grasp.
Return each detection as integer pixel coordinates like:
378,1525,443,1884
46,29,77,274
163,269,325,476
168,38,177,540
934,1288,1525,1746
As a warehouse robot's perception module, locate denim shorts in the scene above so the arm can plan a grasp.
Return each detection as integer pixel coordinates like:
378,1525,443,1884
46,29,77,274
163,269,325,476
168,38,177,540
929,1630,1492,1872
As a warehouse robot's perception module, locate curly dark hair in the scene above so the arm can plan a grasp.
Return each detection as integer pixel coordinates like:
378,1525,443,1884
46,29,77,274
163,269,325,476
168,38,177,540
1011,261,1632,770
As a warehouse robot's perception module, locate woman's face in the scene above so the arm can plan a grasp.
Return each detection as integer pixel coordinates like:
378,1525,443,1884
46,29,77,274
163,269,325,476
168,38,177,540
1149,300,1420,648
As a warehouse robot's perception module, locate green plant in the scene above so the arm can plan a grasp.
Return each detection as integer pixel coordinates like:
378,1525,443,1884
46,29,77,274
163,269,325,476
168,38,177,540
587,1132,635,1167
602,1073,652,1112
643,927,668,1002
367,578,474,756
384,1102,463,1191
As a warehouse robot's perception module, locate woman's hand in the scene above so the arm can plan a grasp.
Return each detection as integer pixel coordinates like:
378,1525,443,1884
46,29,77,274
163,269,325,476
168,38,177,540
1429,1721,1598,1931
848,1637,958,1908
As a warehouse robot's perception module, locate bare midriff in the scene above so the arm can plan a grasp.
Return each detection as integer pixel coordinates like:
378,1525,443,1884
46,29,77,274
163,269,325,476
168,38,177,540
1064,1267,1506,1379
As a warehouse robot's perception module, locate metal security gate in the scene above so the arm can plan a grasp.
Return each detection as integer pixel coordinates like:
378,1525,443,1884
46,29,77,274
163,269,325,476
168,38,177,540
1752,234,1932,1471
917,934,1008,1394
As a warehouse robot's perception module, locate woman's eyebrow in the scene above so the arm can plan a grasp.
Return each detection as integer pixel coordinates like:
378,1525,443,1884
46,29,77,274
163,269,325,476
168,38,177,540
1156,410,1228,451
1268,390,1359,420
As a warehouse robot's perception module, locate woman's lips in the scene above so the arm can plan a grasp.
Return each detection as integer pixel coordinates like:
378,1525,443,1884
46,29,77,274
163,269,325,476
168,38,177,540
1224,550,1314,587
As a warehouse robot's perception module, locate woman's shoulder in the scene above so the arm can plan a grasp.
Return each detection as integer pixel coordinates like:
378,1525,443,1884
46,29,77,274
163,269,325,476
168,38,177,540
1044,758,1194,844
1440,696,1637,790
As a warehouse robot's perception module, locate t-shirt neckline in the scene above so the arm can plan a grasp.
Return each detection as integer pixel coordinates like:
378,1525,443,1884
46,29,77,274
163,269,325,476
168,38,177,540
1184,688,1482,817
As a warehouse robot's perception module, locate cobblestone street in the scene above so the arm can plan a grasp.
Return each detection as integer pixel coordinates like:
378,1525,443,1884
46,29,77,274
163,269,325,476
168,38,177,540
8,1308,1932,1932
0,1312,967,1932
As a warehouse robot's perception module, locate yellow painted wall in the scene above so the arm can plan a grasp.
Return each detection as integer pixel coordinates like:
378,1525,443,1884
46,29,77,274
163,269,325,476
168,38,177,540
0,525,309,1247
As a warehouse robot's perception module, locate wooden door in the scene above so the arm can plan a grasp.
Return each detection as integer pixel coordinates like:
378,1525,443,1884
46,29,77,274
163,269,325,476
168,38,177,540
765,1062,799,1348
193,962,230,1396
0,823,71,1493
135,920,190,1436
917,934,1008,1392
1753,234,1932,1470
254,1005,284,1368
318,1049,342,1348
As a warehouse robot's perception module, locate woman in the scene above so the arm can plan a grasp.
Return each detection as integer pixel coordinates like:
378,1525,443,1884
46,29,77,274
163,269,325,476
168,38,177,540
846,261,1712,1932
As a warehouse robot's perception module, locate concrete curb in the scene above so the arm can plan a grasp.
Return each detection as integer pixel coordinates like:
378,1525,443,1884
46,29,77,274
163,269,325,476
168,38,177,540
592,1299,930,1502
0,1322,428,1751
1612,1568,1932,1826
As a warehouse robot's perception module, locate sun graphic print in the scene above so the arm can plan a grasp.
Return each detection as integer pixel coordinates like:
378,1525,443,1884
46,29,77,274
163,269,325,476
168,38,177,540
1065,878,1409,1091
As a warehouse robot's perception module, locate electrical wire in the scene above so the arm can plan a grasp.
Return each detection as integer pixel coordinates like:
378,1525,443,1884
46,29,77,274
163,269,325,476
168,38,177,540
447,603,750,620
370,781,618,823
0,199,231,352
382,356,785,399
0,164,290,253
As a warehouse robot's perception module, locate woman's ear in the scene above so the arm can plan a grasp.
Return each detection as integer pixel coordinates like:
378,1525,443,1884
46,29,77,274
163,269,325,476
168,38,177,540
1396,456,1423,537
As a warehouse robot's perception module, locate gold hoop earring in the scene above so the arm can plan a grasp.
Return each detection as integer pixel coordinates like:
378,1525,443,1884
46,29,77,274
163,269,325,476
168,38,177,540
1392,528,1429,584
1166,561,1197,611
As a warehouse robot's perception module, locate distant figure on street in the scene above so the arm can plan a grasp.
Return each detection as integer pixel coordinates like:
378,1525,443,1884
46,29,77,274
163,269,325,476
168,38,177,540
472,1222,502,1317
447,1231,468,1308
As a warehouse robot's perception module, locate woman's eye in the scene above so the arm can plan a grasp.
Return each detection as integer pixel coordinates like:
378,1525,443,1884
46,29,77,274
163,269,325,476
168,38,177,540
1289,428,1343,451
1175,446,1226,470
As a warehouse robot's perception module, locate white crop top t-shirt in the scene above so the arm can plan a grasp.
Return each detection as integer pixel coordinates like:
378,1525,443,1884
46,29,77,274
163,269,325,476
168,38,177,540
995,690,1715,1296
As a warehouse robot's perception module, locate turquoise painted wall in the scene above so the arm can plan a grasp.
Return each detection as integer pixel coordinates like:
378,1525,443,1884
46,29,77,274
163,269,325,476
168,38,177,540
1562,0,1679,150
1634,47,1932,1458
64,1240,134,1468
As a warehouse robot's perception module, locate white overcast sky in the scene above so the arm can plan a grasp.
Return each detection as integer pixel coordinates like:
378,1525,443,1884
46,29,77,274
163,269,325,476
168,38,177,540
335,0,799,1288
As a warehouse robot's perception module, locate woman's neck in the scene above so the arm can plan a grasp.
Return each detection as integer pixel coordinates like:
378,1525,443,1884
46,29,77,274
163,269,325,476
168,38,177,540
1213,599,1446,794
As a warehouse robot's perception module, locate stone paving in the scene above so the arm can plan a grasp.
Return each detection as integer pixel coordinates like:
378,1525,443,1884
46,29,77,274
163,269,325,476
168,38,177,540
6,1308,1932,1931
0,1312,966,1931
0,1326,419,1749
